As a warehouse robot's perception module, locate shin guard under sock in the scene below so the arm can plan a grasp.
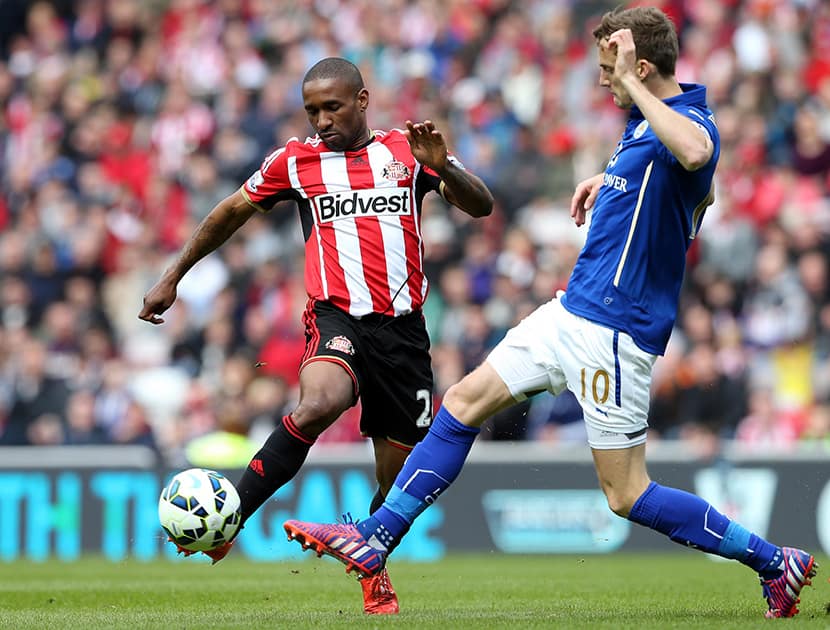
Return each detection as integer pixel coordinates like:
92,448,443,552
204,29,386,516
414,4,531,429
629,481,782,574
357,406,479,551
235,415,314,523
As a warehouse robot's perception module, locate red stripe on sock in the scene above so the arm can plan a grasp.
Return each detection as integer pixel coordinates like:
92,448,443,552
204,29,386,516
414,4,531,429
282,414,315,445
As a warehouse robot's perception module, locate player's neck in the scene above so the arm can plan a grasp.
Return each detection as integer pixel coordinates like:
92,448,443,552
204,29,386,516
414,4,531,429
347,128,374,151
648,75,683,101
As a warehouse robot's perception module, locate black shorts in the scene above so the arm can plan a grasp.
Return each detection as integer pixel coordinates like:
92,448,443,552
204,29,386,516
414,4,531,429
301,300,433,448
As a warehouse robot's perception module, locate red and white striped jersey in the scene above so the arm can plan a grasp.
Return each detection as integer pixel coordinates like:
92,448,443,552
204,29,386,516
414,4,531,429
241,129,450,317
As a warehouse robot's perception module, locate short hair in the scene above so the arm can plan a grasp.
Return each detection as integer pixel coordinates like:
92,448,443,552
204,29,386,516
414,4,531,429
592,7,679,77
302,57,365,92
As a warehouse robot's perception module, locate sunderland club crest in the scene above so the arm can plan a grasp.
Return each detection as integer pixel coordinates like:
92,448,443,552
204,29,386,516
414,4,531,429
382,160,410,181
325,335,355,355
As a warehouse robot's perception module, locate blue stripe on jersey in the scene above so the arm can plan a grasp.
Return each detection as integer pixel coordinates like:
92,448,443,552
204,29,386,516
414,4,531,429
561,84,719,355
613,330,621,407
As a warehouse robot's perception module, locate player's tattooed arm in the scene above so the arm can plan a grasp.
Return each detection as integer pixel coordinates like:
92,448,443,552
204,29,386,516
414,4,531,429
405,119,493,218
139,189,256,324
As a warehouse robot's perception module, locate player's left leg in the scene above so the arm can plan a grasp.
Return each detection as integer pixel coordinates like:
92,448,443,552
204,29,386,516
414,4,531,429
592,440,816,618
570,312,817,619
371,434,413,497
356,439,410,615
353,312,434,613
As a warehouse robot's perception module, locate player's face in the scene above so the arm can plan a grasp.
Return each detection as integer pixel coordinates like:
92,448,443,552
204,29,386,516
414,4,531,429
598,42,633,109
303,78,370,152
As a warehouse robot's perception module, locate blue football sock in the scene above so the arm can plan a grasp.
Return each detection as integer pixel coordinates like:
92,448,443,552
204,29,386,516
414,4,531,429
629,482,782,576
357,406,479,551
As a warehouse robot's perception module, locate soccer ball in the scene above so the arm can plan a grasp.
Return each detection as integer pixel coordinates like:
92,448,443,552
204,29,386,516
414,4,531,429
158,468,242,552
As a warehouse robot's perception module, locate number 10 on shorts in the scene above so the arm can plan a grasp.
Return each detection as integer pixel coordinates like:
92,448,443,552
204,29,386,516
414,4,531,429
581,368,610,405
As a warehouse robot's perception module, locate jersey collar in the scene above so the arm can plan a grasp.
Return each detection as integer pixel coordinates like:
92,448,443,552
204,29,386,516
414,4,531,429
629,83,708,120
349,131,376,152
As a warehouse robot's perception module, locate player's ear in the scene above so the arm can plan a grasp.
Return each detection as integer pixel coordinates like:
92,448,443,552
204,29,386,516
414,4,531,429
357,88,369,113
636,59,650,80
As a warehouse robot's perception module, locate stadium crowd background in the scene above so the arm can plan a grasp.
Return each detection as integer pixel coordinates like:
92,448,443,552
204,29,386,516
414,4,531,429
0,0,828,467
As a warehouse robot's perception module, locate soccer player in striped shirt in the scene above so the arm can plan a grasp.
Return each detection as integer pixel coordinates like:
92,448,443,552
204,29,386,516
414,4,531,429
283,9,816,619
139,57,494,614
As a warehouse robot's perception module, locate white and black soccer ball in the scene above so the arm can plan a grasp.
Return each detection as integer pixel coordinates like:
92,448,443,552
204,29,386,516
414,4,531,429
158,468,242,552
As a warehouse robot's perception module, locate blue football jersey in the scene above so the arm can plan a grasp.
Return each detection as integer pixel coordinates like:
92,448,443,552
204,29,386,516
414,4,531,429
561,84,720,355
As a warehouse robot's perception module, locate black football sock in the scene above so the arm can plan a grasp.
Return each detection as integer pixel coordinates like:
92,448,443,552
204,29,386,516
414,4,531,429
235,415,315,523
370,488,385,514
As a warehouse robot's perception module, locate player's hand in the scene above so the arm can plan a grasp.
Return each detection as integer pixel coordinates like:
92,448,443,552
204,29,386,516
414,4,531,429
606,29,638,84
404,120,448,172
570,173,603,227
138,279,177,325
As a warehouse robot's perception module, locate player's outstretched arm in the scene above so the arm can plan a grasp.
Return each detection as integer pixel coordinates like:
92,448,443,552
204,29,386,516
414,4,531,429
138,189,256,325
404,119,493,218
608,29,713,172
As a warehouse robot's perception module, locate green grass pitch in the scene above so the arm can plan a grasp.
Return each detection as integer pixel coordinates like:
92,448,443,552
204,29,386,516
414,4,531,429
0,553,828,629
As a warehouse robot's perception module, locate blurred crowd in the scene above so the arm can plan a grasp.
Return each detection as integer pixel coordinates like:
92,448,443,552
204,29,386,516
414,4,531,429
0,0,829,466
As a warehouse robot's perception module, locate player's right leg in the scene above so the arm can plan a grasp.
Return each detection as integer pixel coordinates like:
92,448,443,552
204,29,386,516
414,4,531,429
285,298,567,573
173,302,361,563
234,359,355,521
284,361,514,575
182,360,355,563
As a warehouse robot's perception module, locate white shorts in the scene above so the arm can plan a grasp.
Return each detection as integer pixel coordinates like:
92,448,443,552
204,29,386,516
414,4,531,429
485,295,657,449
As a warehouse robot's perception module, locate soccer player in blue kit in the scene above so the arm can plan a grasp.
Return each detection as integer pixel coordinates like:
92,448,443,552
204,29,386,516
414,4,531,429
284,7,816,618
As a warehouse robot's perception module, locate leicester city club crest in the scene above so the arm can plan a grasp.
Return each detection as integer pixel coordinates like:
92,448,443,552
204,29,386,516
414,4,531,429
633,120,649,139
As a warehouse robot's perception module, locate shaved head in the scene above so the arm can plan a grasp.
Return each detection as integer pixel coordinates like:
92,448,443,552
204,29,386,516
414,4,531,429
303,57,364,93
302,57,370,151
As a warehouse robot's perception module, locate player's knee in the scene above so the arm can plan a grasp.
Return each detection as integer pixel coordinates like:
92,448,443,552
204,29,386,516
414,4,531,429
603,489,637,518
442,381,477,423
442,376,496,427
292,395,349,436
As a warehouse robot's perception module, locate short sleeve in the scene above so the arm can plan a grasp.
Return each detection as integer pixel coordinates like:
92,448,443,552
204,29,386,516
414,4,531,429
656,107,718,167
241,145,293,212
